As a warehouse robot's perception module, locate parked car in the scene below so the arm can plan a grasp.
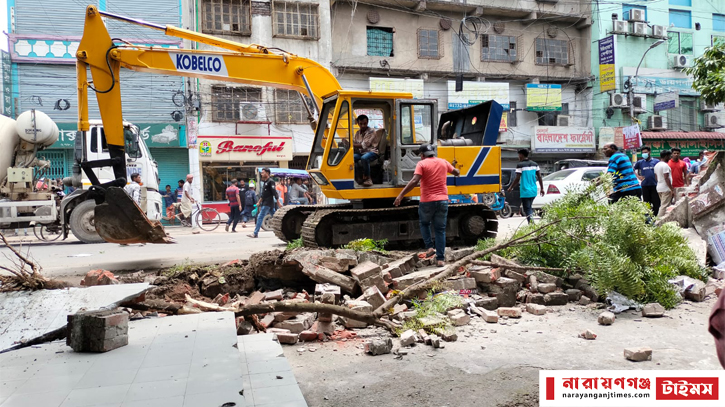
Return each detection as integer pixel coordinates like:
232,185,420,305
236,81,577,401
554,159,609,171
532,167,607,209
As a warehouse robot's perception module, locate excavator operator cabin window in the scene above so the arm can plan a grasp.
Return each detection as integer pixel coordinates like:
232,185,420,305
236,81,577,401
327,101,350,166
308,100,336,170
399,104,432,145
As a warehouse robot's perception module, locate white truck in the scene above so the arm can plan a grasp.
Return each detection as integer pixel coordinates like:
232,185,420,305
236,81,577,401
0,110,163,243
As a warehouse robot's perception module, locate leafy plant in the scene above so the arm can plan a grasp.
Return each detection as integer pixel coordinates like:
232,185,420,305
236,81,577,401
286,238,304,250
396,291,462,334
343,238,388,253
685,42,725,105
480,175,707,308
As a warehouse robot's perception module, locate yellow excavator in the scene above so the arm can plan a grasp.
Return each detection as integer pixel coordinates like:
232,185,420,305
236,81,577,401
75,5,503,247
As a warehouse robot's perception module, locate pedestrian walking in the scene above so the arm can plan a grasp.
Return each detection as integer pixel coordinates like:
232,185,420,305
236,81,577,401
507,149,544,224
634,146,660,215
180,174,199,233
602,143,641,203
668,147,689,194
124,173,142,204
162,184,177,225
393,144,459,267
242,183,256,228
225,179,242,232
248,168,277,238
654,150,675,217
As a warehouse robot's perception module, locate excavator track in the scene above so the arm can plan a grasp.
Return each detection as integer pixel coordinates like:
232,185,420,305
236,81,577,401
270,203,353,242
300,203,498,249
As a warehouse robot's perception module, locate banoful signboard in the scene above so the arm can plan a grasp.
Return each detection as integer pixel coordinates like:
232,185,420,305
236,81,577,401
532,127,596,153
197,136,293,162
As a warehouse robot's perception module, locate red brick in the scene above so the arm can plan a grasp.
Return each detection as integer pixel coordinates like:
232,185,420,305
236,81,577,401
299,330,318,341
275,333,298,344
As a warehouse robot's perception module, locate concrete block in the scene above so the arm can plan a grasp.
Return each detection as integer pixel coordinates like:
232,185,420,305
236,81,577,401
275,333,299,345
364,338,393,355
299,330,318,342
565,289,582,302
447,309,470,326
544,292,569,306
624,347,652,362
393,267,443,289
265,289,284,301
525,293,545,305
481,310,499,323
475,297,498,310
448,278,477,291
641,303,665,318
362,286,386,310
504,270,527,284
537,283,557,294
526,304,547,315
274,313,315,333
445,247,475,262
471,267,500,284
400,329,416,347
342,300,372,328
685,280,707,302
440,328,458,342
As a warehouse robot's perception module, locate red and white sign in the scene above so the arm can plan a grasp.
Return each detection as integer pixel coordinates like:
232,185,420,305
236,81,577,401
623,124,643,150
197,135,293,162
532,127,596,154
540,370,725,406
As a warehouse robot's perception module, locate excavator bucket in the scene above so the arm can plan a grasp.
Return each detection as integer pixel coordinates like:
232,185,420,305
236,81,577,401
93,187,173,244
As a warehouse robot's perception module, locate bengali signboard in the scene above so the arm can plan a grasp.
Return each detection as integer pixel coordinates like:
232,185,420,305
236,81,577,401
49,123,186,149
622,67,698,96
622,124,642,150
370,78,424,99
447,81,509,110
648,139,725,157
532,127,596,153
598,127,615,149
653,92,679,112
197,135,293,162
598,36,615,93
526,84,562,112
1,51,12,117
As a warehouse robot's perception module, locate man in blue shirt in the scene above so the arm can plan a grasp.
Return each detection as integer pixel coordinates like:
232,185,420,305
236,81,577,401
507,149,544,224
633,146,660,215
602,143,641,203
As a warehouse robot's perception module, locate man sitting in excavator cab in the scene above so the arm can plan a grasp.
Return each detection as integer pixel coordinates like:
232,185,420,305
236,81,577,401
352,115,382,187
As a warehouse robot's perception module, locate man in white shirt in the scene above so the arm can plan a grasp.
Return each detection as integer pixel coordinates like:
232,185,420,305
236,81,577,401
124,173,142,205
654,150,675,218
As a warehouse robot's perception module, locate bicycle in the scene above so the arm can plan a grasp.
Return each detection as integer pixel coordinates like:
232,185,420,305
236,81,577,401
175,203,222,232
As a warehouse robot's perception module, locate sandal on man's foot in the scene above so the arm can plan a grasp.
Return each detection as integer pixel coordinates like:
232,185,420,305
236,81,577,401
436,260,446,267
417,249,436,260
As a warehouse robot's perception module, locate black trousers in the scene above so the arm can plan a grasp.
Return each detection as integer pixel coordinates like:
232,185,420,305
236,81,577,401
609,187,642,204
227,206,241,231
641,185,660,216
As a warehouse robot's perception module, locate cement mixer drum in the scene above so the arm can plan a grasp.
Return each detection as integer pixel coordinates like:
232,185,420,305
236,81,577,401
15,110,59,147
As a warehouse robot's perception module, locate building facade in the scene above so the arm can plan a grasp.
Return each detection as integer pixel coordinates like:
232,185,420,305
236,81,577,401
6,0,189,195
180,0,332,207
330,0,593,171
591,0,725,157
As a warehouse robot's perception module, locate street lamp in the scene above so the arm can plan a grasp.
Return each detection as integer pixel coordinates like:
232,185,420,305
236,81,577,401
629,39,666,123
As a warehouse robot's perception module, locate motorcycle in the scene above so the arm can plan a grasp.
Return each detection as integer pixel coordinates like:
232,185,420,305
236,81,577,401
488,192,513,218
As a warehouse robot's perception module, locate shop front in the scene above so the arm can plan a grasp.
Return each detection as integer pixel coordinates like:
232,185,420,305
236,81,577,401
642,132,725,158
197,135,293,213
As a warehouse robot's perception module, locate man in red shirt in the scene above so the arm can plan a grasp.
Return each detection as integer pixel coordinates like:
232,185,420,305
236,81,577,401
225,179,242,232
394,144,460,266
668,147,689,199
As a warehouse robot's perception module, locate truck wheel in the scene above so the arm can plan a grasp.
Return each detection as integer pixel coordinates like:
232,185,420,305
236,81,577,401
69,200,105,244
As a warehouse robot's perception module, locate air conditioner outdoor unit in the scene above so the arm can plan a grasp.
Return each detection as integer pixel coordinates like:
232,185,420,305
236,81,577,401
701,101,723,112
556,115,570,126
239,102,266,121
625,8,645,22
647,115,667,130
652,25,667,39
612,20,628,34
673,54,690,69
631,22,647,36
631,94,646,113
705,113,723,128
610,93,628,108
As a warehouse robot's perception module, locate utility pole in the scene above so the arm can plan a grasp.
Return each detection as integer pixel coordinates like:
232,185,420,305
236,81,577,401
629,39,665,124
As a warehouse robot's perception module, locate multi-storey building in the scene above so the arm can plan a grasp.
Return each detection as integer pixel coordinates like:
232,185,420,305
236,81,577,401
330,0,594,170
6,0,190,193
591,0,725,157
181,0,333,205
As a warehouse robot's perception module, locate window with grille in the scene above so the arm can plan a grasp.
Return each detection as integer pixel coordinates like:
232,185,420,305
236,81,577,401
508,101,517,127
275,89,312,124
535,38,569,66
273,2,320,39
537,103,568,126
367,27,394,57
481,35,517,62
202,0,251,36
418,29,440,59
211,86,262,122
666,99,696,131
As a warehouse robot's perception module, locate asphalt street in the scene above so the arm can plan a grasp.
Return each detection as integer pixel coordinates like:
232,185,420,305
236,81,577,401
0,216,529,283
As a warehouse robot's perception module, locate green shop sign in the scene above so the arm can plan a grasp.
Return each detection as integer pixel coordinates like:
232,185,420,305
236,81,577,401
50,123,187,149
647,139,725,157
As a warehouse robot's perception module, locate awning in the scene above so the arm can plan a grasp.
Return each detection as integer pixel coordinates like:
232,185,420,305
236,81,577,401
642,131,725,140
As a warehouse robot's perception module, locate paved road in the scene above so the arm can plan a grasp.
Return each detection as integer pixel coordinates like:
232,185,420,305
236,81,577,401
0,216,531,282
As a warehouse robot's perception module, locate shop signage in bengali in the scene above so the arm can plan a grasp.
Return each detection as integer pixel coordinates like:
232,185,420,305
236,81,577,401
654,92,679,112
598,127,615,149
648,139,725,157
1,51,11,117
621,67,698,96
598,36,615,93
49,123,186,149
622,124,642,150
526,84,562,112
532,126,595,153
370,78,424,99
197,136,293,162
447,81,509,110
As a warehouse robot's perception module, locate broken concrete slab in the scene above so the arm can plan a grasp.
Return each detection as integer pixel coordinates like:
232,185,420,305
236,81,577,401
0,283,149,352
641,303,665,318
393,267,444,290
288,251,357,293
624,347,652,362
365,338,393,355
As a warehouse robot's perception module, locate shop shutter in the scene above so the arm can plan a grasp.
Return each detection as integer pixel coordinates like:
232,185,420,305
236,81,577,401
106,0,181,39
17,65,183,124
150,148,189,191
38,150,68,181
15,0,89,35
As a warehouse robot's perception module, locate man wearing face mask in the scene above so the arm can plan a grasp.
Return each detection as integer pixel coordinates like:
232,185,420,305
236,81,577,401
634,146,660,215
